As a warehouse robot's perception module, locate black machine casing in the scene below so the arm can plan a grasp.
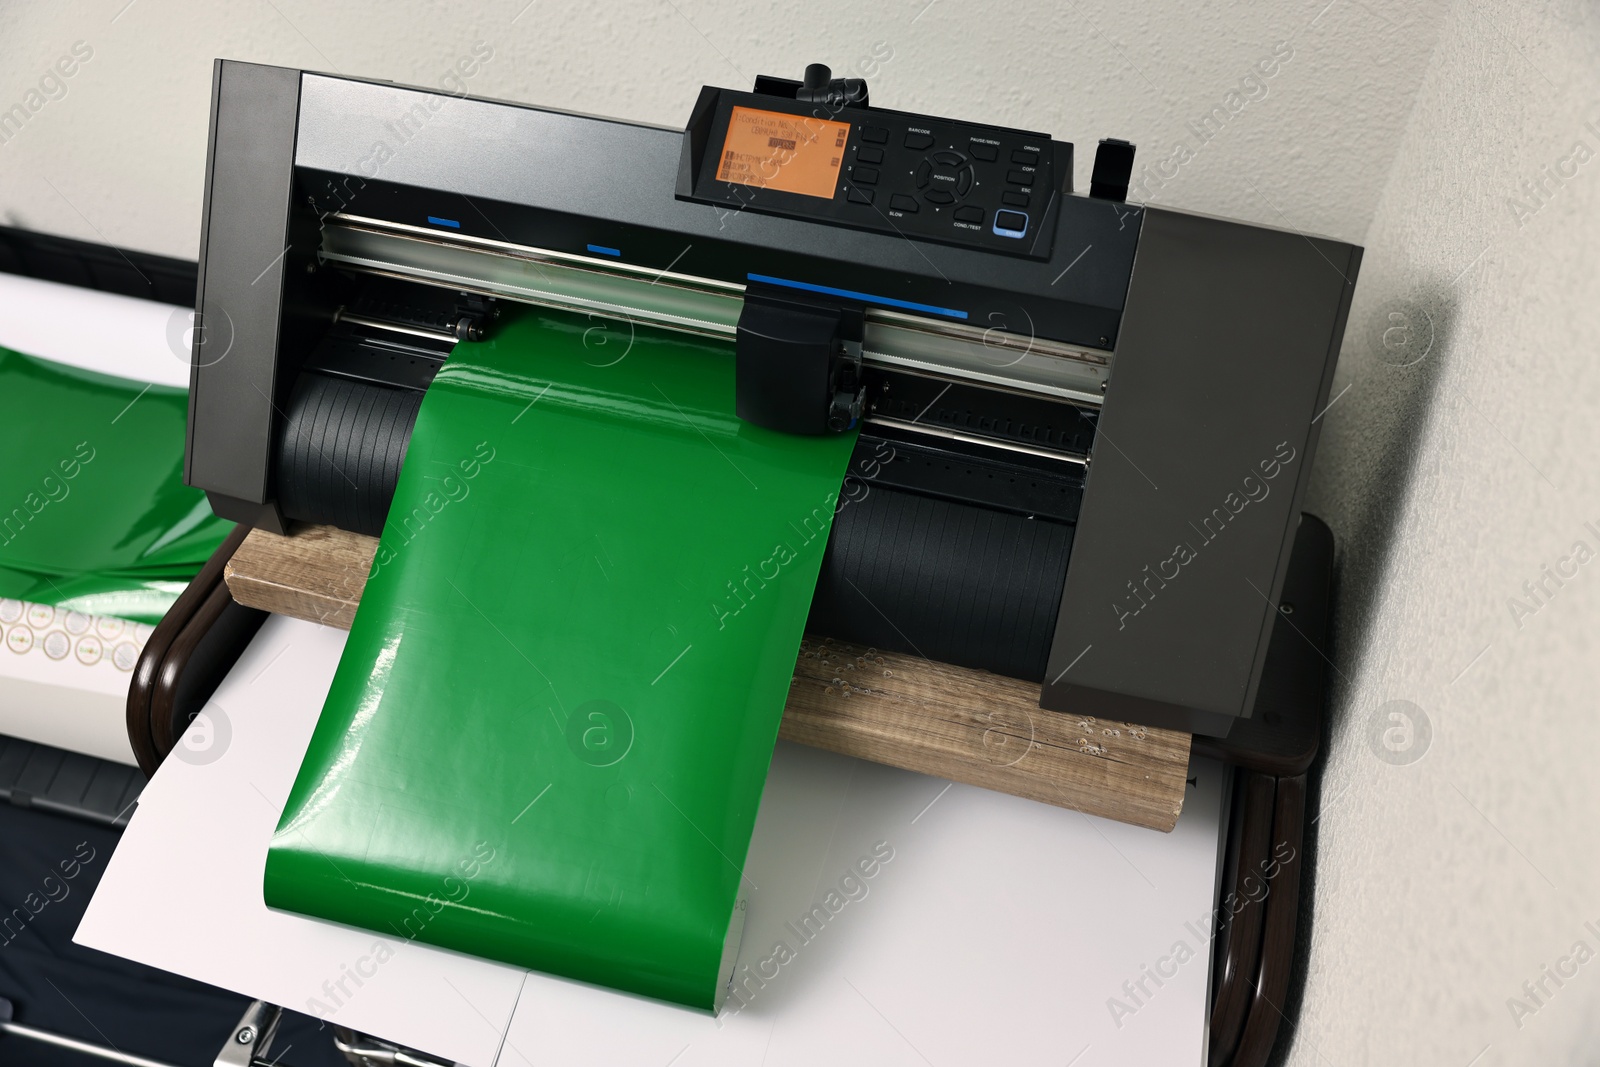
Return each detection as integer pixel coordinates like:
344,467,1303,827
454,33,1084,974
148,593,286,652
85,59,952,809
184,61,1359,736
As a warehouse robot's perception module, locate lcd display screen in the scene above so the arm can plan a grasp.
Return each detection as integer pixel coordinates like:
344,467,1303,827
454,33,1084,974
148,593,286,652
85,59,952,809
715,106,850,199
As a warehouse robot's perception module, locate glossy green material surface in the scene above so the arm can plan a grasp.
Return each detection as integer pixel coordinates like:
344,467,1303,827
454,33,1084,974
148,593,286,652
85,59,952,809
264,309,857,1010
0,347,232,623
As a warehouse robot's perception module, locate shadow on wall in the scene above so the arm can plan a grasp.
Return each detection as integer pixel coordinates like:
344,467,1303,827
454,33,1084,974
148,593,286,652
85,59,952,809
1272,274,1456,1060
1308,274,1458,696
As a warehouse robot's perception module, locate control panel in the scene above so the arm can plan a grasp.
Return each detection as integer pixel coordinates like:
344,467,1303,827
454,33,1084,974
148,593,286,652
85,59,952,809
678,85,1061,259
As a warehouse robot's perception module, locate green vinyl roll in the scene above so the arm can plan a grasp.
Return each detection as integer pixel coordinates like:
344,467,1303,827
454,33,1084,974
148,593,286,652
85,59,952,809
0,346,232,622
264,308,858,1010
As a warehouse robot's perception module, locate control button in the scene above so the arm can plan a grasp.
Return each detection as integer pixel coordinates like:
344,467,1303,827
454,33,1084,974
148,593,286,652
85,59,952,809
854,166,880,185
113,641,140,671
969,140,999,161
0,600,20,624
925,189,955,205
43,631,70,660
858,146,884,164
994,209,1029,237
861,126,889,144
76,635,103,666
931,150,965,167
915,161,931,188
1002,190,1031,207
904,131,934,150
8,626,34,655
1012,149,1040,165
954,206,985,224
1006,169,1034,186
27,604,54,628
889,194,920,213
96,616,125,639
957,168,973,196
847,187,875,204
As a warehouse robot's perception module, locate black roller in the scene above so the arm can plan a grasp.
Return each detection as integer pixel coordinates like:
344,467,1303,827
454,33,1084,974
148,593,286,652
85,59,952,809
273,377,1071,678
806,487,1073,682
274,371,423,537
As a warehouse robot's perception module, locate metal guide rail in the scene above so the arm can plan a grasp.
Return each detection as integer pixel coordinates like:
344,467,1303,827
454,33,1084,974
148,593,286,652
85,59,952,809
317,214,1114,407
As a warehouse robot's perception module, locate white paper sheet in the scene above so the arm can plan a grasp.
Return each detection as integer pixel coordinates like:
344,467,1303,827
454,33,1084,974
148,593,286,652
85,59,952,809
0,271,190,388
74,615,527,1067
78,614,1227,1067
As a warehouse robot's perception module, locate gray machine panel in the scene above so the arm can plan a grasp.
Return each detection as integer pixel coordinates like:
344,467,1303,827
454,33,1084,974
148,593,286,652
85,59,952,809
1040,207,1359,735
186,61,302,508
291,73,1141,339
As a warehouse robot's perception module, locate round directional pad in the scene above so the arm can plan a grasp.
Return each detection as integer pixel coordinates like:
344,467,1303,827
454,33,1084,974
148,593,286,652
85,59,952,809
916,151,974,206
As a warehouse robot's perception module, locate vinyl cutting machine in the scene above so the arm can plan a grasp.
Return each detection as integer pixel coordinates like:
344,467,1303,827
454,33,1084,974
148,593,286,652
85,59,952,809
184,60,1359,738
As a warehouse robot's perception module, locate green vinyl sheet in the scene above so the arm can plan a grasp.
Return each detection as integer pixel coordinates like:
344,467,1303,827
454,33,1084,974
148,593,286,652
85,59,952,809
0,346,232,621
264,308,858,1010
0,563,191,625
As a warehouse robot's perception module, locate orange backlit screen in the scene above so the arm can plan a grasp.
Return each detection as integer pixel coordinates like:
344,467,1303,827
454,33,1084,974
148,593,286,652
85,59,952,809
715,106,850,199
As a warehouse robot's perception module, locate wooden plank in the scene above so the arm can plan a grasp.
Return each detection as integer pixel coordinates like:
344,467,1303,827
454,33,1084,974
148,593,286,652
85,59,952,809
225,525,1191,831
226,523,370,629
785,639,1189,830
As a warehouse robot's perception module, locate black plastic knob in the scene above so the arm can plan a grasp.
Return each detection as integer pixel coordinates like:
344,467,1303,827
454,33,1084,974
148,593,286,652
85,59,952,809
803,63,832,90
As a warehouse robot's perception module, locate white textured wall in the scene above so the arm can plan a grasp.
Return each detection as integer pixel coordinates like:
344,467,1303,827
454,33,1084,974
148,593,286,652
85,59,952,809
1299,0,1600,1063
7,1,1600,1064
0,0,1438,258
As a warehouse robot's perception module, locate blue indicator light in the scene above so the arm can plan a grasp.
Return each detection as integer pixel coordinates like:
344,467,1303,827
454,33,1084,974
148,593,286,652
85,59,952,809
427,216,462,229
587,244,622,257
